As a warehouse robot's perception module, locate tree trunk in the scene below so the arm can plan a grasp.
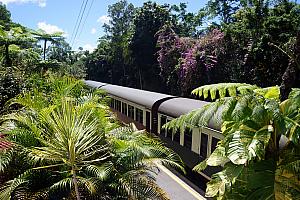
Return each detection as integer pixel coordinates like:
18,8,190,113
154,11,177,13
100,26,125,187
43,39,47,60
280,61,297,101
279,32,300,101
72,168,81,200
5,43,11,67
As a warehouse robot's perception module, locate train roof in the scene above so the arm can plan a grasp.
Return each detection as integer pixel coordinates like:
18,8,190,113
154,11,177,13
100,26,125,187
85,80,174,109
85,80,221,130
158,98,221,130
85,80,107,88
158,98,209,118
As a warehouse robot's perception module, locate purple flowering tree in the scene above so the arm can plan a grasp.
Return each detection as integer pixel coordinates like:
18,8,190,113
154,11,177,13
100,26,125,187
157,26,225,95
157,25,194,94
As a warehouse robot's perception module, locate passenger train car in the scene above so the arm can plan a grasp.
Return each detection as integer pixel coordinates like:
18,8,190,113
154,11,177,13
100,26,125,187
85,80,223,190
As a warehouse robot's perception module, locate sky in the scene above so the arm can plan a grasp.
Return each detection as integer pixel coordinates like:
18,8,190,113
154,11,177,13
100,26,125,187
1,0,207,51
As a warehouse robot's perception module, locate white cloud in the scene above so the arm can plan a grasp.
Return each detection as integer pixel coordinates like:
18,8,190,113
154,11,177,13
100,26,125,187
97,15,111,25
91,28,96,34
37,22,68,37
0,0,46,7
82,44,95,52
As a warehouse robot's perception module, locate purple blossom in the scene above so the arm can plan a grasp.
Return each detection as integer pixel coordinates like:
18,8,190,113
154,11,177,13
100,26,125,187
157,26,225,93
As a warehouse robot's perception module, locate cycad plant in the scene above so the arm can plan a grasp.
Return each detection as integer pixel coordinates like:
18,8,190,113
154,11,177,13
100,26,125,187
165,83,300,199
29,98,110,200
0,97,110,200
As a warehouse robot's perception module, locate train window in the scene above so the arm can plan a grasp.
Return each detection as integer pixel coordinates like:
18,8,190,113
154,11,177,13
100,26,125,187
146,111,151,131
173,130,180,143
136,108,143,124
200,133,208,158
128,105,134,119
160,116,167,133
114,100,121,112
211,137,220,153
121,102,127,115
184,129,192,149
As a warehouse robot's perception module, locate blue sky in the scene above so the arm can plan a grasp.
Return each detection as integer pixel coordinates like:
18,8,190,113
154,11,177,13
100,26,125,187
1,0,207,51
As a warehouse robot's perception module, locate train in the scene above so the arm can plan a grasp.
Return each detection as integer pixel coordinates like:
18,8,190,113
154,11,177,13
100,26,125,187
85,80,223,190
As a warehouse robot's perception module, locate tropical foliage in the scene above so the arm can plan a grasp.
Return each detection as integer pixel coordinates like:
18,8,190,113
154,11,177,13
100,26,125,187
0,75,183,200
165,83,300,199
0,3,89,111
1,1,300,199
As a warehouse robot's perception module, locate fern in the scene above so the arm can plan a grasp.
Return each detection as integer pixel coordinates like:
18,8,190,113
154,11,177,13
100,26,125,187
192,83,259,100
192,83,281,101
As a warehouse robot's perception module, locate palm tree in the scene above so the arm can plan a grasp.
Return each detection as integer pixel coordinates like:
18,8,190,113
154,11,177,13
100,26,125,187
166,83,300,199
32,29,63,60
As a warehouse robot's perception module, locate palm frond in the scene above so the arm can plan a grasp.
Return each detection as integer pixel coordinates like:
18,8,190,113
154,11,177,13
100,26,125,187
85,162,115,181
6,89,48,111
118,174,169,200
109,123,185,172
49,177,72,194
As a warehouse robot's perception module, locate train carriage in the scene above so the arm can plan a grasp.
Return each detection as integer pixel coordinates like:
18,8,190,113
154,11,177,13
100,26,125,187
85,80,223,189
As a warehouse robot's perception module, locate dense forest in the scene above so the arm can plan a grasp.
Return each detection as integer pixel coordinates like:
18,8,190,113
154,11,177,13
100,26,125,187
0,2,87,111
83,0,300,98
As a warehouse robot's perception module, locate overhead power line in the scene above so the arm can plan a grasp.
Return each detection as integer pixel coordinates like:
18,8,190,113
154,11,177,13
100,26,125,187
71,0,89,48
70,0,85,45
75,0,95,47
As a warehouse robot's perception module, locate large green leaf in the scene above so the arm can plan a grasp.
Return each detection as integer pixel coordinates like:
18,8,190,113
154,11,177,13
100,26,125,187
192,83,259,100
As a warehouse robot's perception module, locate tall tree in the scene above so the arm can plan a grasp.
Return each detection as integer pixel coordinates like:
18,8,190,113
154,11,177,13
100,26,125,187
206,0,241,24
47,38,72,63
103,0,135,86
279,31,300,101
169,3,203,37
0,3,12,30
130,2,171,91
32,29,63,60
85,38,112,82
